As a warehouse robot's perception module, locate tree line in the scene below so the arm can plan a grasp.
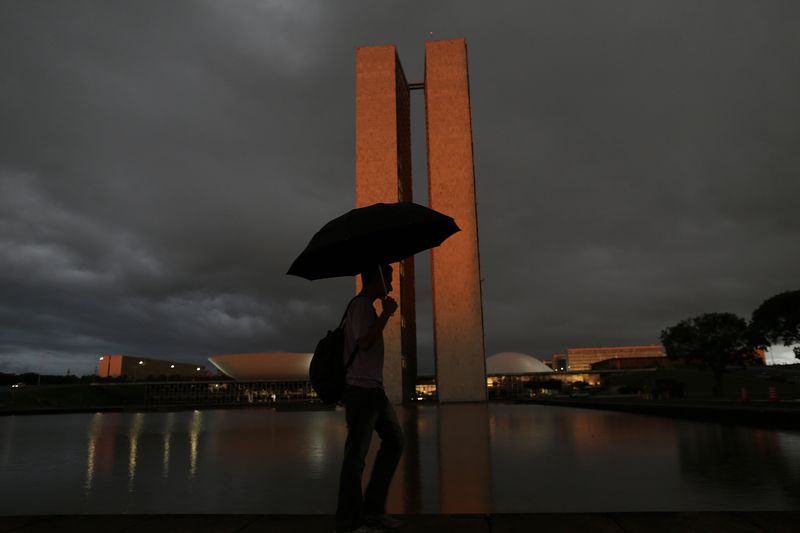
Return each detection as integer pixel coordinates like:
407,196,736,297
660,290,800,395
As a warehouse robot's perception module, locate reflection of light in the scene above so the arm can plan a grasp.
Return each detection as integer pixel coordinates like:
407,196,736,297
1,416,15,471
170,364,175,369
189,410,203,478
196,367,201,371
139,361,144,365
306,415,328,478
84,413,103,494
777,432,800,470
128,413,144,492
163,412,175,478
99,356,104,360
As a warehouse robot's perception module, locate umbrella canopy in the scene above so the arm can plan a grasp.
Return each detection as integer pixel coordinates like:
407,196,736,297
287,202,460,280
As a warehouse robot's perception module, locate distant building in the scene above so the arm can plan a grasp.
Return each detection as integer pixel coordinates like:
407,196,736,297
486,352,553,375
567,345,665,371
208,352,312,381
544,354,567,372
98,354,207,380
591,356,672,370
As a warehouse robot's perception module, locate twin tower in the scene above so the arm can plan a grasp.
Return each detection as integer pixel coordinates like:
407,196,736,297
355,39,486,404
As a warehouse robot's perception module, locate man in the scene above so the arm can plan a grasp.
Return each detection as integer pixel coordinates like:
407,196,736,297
335,263,404,533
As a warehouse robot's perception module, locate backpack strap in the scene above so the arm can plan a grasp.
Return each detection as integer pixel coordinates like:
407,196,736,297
340,295,365,372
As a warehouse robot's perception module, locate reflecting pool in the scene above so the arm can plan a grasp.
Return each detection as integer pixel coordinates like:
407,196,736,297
1,404,798,514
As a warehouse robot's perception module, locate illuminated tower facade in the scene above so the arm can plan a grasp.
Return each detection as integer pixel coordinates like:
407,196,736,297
355,39,486,404
355,45,416,405
425,39,487,402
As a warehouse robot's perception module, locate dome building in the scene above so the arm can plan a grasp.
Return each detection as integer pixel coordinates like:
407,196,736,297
485,352,553,375
208,352,313,381
209,351,554,381
205,351,558,403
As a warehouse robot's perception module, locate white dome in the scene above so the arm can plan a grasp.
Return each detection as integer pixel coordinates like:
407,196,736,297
209,352,313,380
486,352,552,375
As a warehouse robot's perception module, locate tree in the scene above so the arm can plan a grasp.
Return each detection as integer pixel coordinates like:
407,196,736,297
750,290,800,360
660,313,758,396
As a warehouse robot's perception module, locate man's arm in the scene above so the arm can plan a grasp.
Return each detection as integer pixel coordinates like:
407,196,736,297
356,297,398,351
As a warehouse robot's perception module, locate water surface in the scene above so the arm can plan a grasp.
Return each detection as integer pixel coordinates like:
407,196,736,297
1,404,798,514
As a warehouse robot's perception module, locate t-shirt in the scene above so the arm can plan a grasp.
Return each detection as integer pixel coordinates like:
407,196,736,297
343,295,384,389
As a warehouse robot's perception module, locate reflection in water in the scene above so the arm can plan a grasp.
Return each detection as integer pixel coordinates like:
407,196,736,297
384,406,426,514
189,410,202,479
84,413,102,494
777,432,800,465
1,417,14,470
401,406,422,513
163,412,174,478
677,424,800,508
6,405,800,515
128,413,144,492
306,414,328,478
437,404,492,513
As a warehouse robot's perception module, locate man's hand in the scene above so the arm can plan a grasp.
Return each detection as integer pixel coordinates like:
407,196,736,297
358,297,399,351
381,297,398,317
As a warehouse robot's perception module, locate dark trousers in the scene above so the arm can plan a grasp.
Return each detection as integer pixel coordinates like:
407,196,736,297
335,386,404,532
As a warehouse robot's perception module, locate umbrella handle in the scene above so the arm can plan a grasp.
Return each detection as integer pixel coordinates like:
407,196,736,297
378,265,388,298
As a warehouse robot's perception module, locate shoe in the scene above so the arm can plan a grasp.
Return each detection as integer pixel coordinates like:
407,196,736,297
364,514,401,530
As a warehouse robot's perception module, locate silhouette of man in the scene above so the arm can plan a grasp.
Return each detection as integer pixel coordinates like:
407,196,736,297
335,264,404,533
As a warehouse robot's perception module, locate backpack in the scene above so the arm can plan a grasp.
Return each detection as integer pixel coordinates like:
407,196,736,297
309,297,360,404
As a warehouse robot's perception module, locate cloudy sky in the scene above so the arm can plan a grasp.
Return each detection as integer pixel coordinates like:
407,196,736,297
1,1,798,375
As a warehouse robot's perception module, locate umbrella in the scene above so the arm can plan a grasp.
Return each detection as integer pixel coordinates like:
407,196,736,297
287,202,460,280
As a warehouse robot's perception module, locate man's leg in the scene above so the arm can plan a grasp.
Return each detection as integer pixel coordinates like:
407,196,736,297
363,394,404,516
336,389,379,532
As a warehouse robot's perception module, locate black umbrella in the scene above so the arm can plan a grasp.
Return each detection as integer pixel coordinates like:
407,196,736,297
287,202,460,280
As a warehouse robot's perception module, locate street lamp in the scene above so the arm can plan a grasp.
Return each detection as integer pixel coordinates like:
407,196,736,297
134,360,144,382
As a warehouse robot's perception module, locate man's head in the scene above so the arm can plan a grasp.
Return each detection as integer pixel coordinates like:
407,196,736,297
360,264,393,298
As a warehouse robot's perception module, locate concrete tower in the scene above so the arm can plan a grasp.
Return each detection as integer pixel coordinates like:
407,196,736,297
355,39,485,404
354,46,417,405
425,39,487,402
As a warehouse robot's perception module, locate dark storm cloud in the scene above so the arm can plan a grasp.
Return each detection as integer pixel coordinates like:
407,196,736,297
1,1,799,374
468,1,800,361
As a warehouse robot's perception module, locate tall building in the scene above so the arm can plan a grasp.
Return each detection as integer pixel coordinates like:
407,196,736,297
355,39,485,403
426,40,487,402
355,46,416,405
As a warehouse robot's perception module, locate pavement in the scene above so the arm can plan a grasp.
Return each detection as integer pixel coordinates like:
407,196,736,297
2,513,799,532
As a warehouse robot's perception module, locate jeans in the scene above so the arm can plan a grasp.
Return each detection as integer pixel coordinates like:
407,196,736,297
336,386,404,532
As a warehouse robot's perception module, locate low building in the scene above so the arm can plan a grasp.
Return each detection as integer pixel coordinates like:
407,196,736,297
567,345,665,371
98,354,207,380
208,352,313,380
543,354,567,371
591,356,673,370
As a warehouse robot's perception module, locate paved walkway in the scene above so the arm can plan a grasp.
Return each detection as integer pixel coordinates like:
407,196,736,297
2,513,799,532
